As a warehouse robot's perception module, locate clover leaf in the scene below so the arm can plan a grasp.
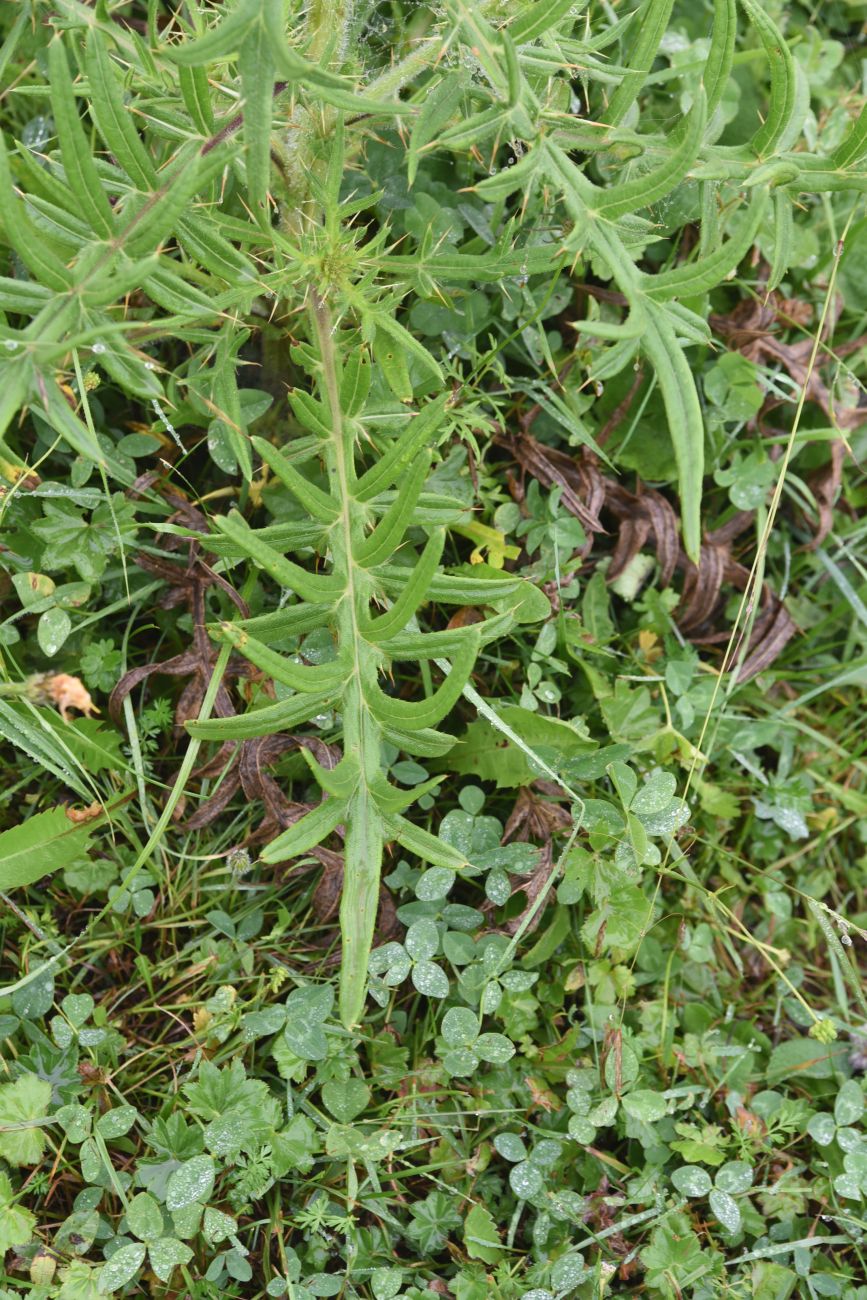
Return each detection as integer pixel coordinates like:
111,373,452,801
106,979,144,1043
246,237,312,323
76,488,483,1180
808,1079,865,1149
369,922,451,1002
438,1006,515,1076
282,985,334,1061
671,1159,754,1234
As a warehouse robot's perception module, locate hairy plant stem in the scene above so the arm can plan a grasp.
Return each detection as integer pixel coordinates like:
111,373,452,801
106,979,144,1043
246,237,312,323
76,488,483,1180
364,35,440,100
279,0,357,238
311,292,382,1028
306,0,356,65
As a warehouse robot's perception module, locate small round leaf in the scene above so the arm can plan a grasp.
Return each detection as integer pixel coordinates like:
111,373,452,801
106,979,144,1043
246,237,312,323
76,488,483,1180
494,1132,527,1163
405,919,440,961
442,1048,479,1077
715,1161,754,1195
96,1107,138,1140
126,1192,163,1243
412,960,450,998
415,868,454,901
709,1187,741,1235
567,1115,596,1144
371,1267,404,1300
148,1237,193,1283
474,1032,515,1065
441,1006,479,1048
38,606,72,658
509,1160,544,1200
836,1079,865,1128
807,1112,837,1146
671,1166,713,1197
165,1155,215,1212
97,1242,146,1294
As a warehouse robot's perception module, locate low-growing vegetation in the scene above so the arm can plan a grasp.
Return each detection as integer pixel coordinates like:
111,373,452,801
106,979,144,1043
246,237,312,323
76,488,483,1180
1,1,867,1297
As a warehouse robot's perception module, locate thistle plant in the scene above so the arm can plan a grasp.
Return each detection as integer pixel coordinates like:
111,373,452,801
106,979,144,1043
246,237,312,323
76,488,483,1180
1,0,866,1028
189,292,536,1026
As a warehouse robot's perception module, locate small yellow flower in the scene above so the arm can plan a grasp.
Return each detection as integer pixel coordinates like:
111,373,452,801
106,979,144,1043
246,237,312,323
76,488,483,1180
809,1018,837,1044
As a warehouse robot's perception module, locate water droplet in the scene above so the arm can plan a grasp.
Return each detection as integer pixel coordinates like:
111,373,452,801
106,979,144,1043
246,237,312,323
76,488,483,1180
3,339,18,351
23,114,52,151
152,398,183,450
91,341,106,355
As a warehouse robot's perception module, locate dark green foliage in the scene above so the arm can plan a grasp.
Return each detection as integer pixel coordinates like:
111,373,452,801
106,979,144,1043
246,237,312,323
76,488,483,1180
1,2,866,1298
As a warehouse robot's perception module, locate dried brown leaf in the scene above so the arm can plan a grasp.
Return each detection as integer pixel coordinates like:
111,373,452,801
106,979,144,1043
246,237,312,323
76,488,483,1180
503,787,571,843
503,841,554,936
500,423,799,677
678,544,727,633
496,428,605,535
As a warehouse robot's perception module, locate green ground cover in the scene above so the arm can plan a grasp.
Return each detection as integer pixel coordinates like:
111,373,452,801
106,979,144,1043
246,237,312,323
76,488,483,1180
1,1,867,1296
